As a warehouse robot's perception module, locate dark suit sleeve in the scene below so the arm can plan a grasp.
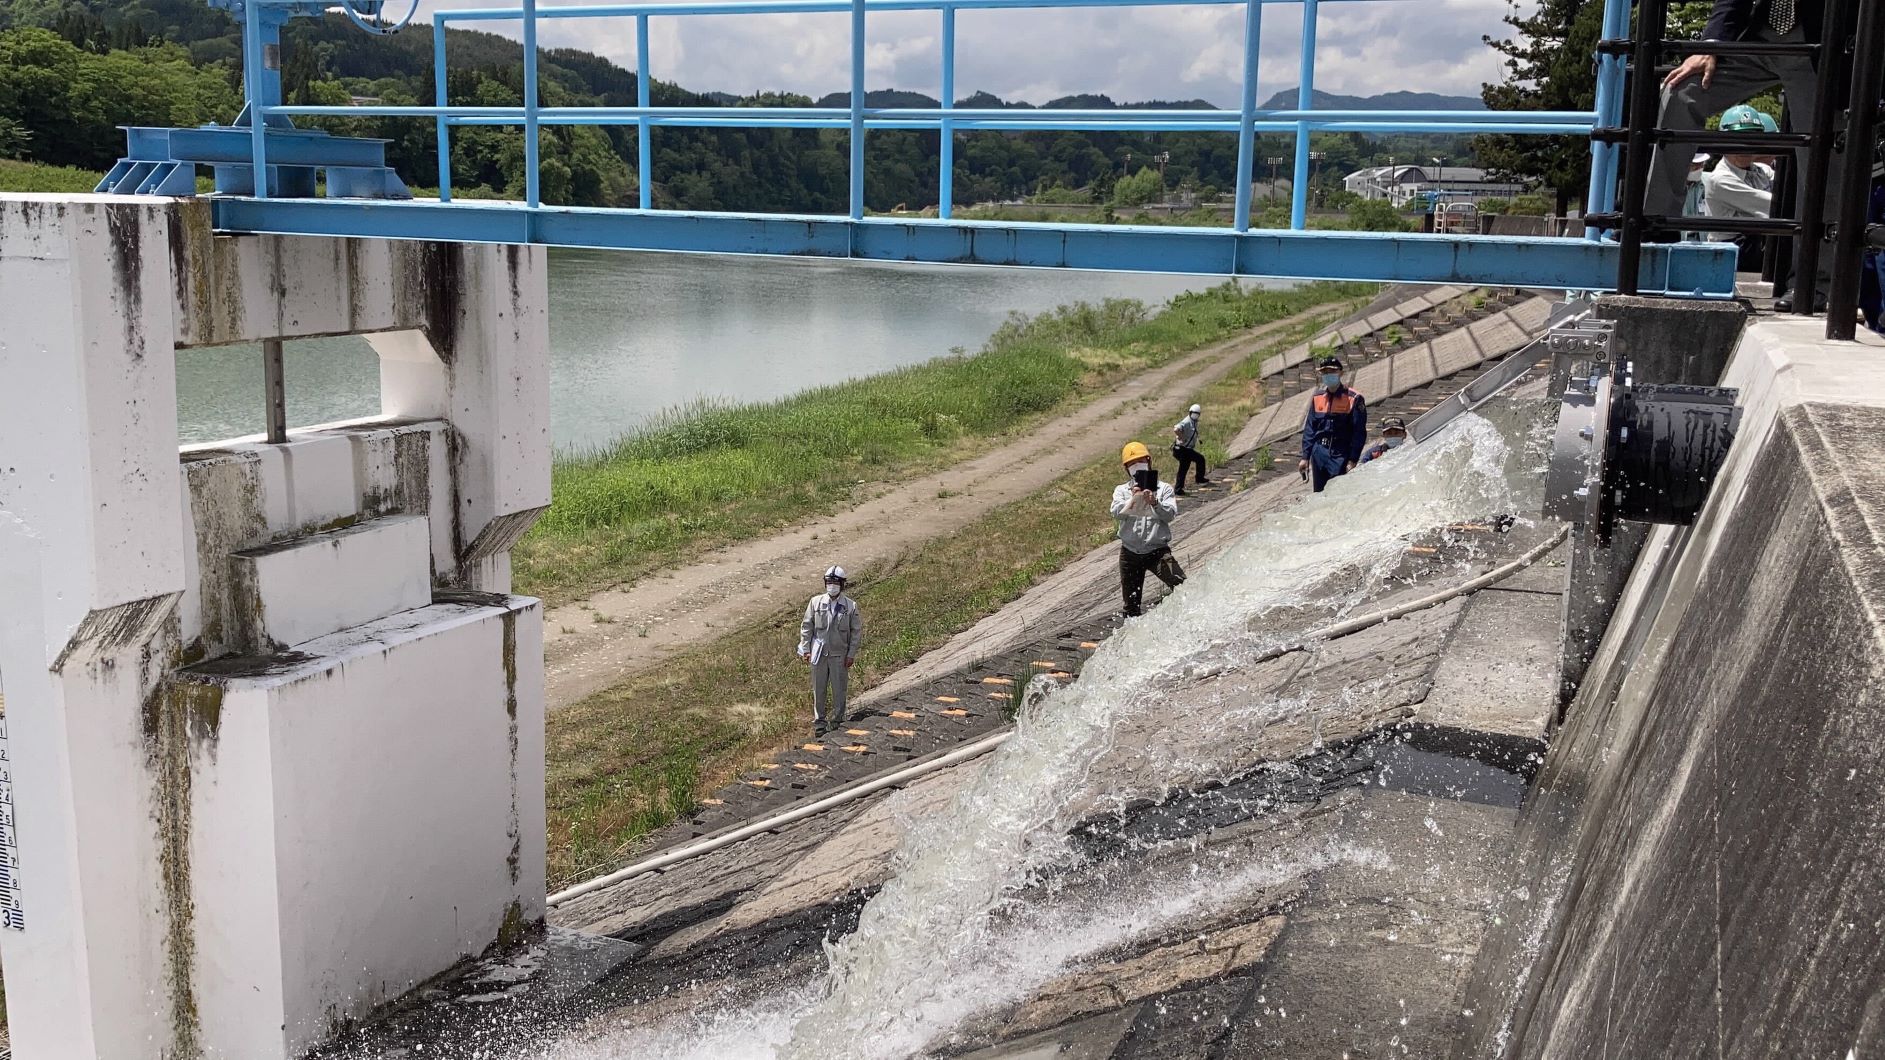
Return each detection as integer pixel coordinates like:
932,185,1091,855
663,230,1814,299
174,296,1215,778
1301,400,1316,461
1346,396,1369,465
1703,0,1754,40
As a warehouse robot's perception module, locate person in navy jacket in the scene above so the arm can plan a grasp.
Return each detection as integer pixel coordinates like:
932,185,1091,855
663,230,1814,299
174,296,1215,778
1298,356,1368,493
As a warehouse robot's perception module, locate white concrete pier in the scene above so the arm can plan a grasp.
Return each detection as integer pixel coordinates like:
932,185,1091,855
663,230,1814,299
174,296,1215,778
0,195,550,1059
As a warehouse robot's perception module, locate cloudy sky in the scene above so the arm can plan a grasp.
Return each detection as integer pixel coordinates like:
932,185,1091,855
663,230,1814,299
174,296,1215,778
411,0,1513,105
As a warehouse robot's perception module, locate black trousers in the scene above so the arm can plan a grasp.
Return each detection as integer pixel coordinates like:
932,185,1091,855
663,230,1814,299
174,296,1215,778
1119,545,1187,616
1172,445,1207,490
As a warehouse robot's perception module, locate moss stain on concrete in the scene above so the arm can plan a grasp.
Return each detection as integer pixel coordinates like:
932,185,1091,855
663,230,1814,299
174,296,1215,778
503,609,521,886
494,900,527,951
143,673,225,1060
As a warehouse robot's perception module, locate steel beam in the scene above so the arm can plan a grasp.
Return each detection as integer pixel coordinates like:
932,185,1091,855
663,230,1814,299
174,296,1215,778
210,199,1738,295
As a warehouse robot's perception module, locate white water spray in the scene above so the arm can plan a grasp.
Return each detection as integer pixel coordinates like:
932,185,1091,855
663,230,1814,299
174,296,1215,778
779,415,1518,1059
546,410,1532,1060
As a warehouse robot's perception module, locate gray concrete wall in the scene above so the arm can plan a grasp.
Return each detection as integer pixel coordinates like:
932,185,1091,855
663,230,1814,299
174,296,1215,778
1457,319,1885,1058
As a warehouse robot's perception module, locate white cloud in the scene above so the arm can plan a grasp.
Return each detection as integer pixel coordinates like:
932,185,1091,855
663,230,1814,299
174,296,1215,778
411,0,1512,104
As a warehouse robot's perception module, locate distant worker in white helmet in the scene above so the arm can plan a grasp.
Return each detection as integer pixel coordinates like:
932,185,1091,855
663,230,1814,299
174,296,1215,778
1170,403,1210,495
798,565,863,737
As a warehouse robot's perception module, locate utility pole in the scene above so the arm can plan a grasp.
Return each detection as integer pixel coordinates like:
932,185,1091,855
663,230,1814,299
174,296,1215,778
1267,156,1283,189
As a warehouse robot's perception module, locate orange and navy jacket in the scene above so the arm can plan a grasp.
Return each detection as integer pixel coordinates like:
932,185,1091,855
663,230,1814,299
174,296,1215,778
1302,386,1368,464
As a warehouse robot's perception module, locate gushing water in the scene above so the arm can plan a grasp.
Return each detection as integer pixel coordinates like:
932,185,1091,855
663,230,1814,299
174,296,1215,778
547,410,1532,1060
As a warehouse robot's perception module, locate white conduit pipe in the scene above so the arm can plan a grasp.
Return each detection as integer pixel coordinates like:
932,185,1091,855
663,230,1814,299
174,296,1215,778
548,731,1013,907
546,523,1571,908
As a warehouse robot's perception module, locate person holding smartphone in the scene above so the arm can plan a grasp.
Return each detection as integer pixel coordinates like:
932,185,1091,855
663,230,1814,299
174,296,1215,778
1111,441,1186,618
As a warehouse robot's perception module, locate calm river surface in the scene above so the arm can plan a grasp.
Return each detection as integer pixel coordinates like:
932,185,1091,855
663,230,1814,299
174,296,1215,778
176,249,1249,454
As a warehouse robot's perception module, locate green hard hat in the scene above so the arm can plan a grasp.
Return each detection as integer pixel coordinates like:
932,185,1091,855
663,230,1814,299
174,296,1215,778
1719,104,1779,133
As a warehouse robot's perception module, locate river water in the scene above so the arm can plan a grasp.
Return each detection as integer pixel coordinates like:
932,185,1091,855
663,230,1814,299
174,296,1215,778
175,250,1227,453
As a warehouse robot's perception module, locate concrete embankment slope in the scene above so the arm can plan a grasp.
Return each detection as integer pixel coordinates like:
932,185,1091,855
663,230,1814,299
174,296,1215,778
1459,317,1885,1058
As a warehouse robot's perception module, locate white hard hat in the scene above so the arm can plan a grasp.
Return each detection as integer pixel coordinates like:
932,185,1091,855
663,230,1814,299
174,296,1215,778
1189,404,1202,413
823,565,847,582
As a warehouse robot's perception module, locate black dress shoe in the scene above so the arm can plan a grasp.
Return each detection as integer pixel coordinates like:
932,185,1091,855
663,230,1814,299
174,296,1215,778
1774,295,1828,313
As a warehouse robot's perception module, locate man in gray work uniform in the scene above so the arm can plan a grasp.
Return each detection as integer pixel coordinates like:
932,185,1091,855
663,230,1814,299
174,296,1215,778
1171,403,1210,495
798,565,863,736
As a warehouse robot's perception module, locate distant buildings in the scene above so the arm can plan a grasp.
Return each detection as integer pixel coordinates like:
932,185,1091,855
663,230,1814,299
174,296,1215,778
1343,165,1526,208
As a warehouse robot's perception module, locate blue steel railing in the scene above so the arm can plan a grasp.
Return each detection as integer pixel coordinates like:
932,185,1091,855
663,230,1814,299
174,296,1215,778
240,0,1608,232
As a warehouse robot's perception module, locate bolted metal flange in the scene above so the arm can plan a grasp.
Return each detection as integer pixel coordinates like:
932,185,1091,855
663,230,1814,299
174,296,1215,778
1541,320,1740,545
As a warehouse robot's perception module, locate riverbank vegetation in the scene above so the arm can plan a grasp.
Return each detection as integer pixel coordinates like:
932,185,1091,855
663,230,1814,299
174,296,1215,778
513,281,1372,608
544,302,1352,886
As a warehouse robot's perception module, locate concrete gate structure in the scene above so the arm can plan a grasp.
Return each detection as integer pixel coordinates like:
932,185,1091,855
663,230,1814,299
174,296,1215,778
0,194,550,1058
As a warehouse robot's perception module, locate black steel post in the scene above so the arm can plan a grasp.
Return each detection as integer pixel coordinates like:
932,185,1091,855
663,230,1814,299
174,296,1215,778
1793,0,1856,313
1616,0,1672,296
263,338,288,444
1826,0,1885,338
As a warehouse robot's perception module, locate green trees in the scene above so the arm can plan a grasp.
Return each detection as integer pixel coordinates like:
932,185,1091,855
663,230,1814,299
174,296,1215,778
1112,166,1164,207
1475,0,1599,214
1476,0,1720,213
0,28,239,171
1343,198,1410,232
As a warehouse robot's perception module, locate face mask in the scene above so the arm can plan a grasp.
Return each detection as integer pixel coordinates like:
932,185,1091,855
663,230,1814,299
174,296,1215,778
1128,461,1150,477
1189,412,1199,420
1321,373,1341,388
1383,436,1405,449
826,584,842,597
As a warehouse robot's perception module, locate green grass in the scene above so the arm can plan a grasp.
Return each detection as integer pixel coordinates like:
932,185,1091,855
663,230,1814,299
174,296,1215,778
515,281,1373,608
0,158,215,194
0,158,106,193
543,305,1352,887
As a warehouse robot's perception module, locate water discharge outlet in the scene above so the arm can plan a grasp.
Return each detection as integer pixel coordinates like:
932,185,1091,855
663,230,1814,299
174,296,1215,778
1543,319,1741,544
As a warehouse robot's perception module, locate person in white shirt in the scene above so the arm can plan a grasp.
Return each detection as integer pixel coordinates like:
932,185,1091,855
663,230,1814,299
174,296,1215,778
1702,105,1778,271
1682,152,1711,241
797,565,863,736
1111,441,1187,618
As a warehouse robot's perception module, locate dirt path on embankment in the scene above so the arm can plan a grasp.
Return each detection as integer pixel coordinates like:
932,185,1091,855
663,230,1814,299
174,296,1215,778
539,294,1389,710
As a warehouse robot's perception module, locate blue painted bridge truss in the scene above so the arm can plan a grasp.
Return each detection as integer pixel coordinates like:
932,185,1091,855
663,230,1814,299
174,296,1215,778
111,0,1737,295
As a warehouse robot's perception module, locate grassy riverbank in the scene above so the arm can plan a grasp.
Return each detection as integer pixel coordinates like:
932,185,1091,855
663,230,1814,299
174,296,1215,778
544,303,1348,886
514,280,1372,608
0,158,105,193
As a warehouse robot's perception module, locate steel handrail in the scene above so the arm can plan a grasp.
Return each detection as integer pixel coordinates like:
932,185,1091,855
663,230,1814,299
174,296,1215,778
1602,0,1873,332
347,0,1606,228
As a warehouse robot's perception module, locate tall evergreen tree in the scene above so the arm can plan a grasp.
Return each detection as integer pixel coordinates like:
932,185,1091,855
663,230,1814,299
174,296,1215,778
1475,0,1604,215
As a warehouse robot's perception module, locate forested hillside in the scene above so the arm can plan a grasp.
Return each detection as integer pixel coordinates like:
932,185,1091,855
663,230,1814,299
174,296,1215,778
0,0,1490,210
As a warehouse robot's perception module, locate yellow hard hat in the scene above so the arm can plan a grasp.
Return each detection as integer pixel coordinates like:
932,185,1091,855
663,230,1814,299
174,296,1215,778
1121,441,1151,465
